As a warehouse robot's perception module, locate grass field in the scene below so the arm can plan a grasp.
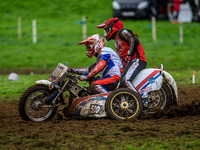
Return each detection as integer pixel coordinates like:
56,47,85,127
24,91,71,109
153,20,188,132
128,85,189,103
1,0,200,72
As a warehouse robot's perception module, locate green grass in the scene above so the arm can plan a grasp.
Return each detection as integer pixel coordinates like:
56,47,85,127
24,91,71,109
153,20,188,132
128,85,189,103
1,20,200,70
1,0,200,71
123,138,200,150
0,74,49,101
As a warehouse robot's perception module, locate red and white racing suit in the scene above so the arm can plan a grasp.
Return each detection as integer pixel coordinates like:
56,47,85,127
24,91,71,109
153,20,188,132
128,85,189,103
115,28,147,92
71,47,123,94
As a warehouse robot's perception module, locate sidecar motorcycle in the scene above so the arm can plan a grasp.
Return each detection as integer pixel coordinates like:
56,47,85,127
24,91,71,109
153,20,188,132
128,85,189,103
18,63,178,122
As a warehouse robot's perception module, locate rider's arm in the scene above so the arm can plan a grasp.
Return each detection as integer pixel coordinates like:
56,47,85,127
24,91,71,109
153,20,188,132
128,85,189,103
70,62,97,75
69,67,89,75
87,54,110,77
119,29,135,59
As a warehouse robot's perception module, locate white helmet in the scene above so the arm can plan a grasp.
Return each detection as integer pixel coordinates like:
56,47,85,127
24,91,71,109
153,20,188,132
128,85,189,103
78,34,105,58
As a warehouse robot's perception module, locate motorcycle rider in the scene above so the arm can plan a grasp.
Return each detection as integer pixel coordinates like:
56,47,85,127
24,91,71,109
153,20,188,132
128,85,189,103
68,34,123,94
97,18,147,92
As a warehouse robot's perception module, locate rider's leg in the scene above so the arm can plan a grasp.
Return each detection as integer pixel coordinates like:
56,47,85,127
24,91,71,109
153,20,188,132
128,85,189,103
90,84,108,94
89,75,120,94
124,59,147,92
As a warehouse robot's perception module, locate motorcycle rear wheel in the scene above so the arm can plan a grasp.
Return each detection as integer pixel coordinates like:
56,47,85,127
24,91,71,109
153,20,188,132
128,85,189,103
145,81,171,113
105,88,143,120
18,85,58,121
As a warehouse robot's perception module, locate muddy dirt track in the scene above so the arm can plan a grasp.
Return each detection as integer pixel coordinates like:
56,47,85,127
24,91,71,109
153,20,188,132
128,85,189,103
0,86,200,150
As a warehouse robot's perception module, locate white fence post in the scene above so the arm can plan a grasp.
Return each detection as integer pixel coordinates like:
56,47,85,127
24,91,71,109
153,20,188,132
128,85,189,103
18,17,21,39
82,16,87,39
152,16,156,41
179,22,183,43
32,19,37,44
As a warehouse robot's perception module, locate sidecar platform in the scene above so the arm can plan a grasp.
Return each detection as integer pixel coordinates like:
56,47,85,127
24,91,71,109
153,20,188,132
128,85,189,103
66,93,110,118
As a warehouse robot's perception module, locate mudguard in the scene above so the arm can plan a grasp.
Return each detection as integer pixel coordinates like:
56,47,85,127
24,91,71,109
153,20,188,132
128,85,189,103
163,71,178,104
35,80,52,86
132,68,163,98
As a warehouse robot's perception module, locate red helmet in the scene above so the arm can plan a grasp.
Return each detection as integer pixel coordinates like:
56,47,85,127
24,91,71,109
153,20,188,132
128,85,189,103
78,34,105,58
97,17,124,41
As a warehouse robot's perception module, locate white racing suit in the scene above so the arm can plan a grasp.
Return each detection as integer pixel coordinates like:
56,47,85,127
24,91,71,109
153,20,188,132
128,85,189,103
71,47,123,94
123,59,147,92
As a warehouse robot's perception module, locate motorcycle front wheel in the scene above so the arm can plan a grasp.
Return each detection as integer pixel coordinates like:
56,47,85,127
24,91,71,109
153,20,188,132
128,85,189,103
105,88,143,120
18,85,58,122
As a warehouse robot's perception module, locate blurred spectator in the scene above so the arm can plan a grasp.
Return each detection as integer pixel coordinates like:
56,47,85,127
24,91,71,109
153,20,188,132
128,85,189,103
173,0,183,23
167,0,174,22
184,0,199,22
198,0,200,22
151,0,157,16
157,0,168,19
153,0,200,22
167,0,183,23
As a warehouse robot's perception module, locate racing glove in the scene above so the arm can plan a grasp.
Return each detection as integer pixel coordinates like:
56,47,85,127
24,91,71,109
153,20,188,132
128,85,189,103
67,67,71,72
123,55,132,67
67,67,74,73
125,55,132,62
78,75,89,81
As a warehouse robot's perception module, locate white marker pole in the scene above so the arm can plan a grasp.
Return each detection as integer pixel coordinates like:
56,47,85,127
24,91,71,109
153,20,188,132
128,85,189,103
152,16,156,41
193,70,195,84
30,68,34,76
179,22,183,43
82,16,87,39
32,19,37,44
18,17,21,39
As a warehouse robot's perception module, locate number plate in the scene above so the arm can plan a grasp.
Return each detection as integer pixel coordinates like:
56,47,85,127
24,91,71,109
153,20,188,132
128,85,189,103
49,63,68,82
89,104,102,114
122,11,135,17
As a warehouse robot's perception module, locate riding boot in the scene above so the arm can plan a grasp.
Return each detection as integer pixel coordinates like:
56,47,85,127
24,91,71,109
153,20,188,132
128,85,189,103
125,80,138,93
90,84,108,94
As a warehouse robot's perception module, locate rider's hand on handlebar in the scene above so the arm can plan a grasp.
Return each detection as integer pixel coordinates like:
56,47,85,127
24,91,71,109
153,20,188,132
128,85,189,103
78,75,89,81
67,67,73,73
123,55,132,66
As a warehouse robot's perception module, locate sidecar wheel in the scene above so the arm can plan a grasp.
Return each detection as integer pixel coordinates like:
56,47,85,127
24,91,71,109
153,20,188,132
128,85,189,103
145,81,171,113
18,85,58,121
106,88,143,120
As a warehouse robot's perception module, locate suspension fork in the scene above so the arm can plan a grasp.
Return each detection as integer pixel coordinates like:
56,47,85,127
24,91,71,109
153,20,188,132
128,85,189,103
49,79,70,107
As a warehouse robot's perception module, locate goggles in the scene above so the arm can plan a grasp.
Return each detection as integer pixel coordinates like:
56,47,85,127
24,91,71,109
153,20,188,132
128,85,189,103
104,27,110,34
85,44,93,51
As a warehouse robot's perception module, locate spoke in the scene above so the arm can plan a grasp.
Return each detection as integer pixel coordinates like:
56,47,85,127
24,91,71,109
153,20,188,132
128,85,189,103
127,108,134,114
121,110,125,117
114,108,121,115
129,103,136,109
112,102,120,108
114,97,122,105
120,94,125,102
126,94,133,101
125,110,129,117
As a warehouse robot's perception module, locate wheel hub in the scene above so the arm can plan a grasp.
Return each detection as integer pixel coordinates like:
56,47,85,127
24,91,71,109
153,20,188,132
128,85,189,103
120,101,129,110
30,100,43,111
148,92,161,108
